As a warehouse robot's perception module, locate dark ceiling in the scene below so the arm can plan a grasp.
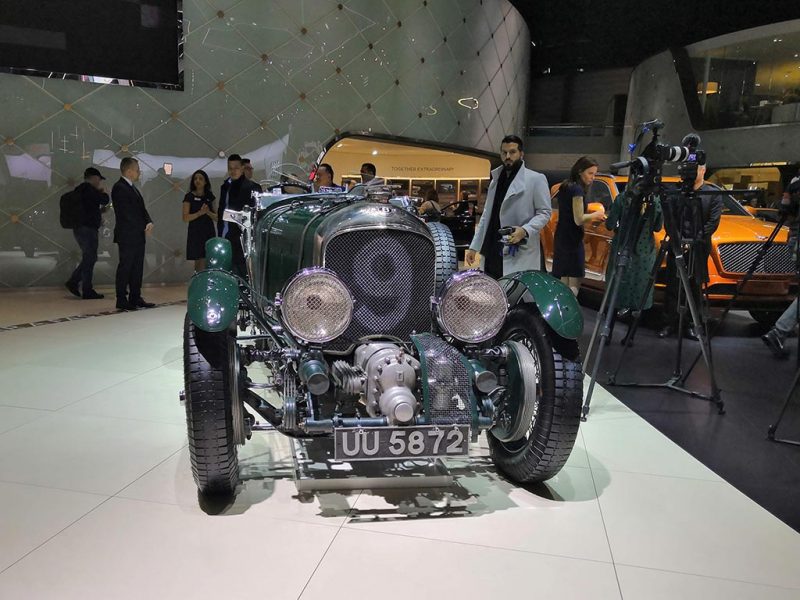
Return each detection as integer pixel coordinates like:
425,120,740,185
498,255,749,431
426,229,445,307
510,0,800,76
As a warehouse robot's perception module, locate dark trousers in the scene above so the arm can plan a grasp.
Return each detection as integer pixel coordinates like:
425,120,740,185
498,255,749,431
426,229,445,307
68,226,99,294
116,242,145,301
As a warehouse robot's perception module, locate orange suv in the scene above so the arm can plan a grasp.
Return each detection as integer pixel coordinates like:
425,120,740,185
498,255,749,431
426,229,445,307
541,174,796,324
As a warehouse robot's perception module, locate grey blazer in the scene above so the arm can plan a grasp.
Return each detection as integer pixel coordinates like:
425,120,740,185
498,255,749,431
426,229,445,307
469,162,552,275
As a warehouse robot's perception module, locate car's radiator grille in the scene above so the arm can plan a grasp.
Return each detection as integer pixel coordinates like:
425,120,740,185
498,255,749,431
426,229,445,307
411,333,474,425
325,229,435,352
717,242,794,274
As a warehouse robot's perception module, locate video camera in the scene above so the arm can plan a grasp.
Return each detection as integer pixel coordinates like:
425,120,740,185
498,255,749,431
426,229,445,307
610,119,706,191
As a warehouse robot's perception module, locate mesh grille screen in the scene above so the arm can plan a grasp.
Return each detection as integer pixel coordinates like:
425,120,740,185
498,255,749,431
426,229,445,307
717,242,794,274
325,229,435,352
413,333,473,425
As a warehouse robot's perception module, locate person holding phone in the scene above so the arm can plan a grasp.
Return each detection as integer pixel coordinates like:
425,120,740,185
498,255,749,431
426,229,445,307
183,169,217,272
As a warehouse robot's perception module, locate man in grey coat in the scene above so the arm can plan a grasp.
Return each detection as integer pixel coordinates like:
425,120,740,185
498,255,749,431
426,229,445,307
465,135,552,278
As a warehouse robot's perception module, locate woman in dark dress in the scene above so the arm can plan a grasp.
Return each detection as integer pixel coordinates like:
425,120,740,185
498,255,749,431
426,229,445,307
182,170,217,272
552,156,605,295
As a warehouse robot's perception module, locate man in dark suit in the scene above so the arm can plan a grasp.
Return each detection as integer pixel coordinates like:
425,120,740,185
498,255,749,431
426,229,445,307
658,165,722,339
65,167,110,299
217,153,261,277
112,157,154,311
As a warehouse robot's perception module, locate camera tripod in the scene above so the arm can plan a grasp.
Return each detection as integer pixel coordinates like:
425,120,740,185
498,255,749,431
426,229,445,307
582,184,724,420
767,205,800,446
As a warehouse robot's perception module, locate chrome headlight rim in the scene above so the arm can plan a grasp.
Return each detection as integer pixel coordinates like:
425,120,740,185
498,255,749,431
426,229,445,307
279,267,354,343
436,270,508,344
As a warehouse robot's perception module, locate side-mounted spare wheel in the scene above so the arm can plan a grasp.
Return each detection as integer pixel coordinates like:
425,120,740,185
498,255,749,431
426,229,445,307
183,314,239,496
488,305,583,483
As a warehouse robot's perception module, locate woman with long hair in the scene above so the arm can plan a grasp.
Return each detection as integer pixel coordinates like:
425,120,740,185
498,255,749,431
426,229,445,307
182,169,217,272
551,156,605,295
418,187,442,217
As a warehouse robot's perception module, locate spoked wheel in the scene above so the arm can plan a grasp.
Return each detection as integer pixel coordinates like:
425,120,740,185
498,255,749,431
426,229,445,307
487,306,583,483
183,314,240,497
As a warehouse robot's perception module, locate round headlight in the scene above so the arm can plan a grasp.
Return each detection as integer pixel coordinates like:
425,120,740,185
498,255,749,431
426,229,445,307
280,268,353,343
437,271,507,343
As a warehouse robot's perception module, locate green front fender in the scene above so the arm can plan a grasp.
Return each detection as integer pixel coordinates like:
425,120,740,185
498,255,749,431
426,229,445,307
187,270,240,332
499,271,583,340
205,237,233,271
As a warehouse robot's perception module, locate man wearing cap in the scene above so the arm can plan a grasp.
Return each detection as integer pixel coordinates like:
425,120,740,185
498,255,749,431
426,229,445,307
65,167,110,299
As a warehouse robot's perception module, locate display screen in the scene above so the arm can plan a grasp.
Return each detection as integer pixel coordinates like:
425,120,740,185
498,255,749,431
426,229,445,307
0,0,182,88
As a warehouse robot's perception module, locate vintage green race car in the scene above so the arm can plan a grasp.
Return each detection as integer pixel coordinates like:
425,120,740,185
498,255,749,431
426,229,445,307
182,186,585,497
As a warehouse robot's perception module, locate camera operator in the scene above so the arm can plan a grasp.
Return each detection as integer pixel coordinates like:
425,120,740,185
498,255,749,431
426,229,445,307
658,164,723,339
465,135,551,278
762,176,800,358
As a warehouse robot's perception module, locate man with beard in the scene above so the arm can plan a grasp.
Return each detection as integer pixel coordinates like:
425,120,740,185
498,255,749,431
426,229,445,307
217,153,262,277
465,135,551,278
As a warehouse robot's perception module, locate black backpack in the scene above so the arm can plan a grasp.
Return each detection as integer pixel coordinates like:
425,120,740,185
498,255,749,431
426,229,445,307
59,187,82,229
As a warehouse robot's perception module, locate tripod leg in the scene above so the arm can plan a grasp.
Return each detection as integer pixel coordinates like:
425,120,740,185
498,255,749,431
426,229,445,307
684,212,788,379
584,267,619,368
608,239,670,383
583,250,634,420
768,367,800,441
672,248,725,413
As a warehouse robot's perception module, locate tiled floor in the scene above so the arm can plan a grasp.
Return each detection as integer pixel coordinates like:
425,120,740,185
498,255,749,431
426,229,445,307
0,296,799,599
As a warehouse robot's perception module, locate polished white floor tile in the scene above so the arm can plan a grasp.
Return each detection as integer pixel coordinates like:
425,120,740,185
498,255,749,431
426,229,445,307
0,285,186,327
0,406,50,434
0,481,107,572
62,362,186,425
599,470,800,588
582,411,722,481
0,364,135,411
0,412,186,495
28,338,179,375
581,380,640,421
0,294,798,598
300,527,622,600
343,464,612,562
616,564,800,600
0,497,338,600
119,434,359,528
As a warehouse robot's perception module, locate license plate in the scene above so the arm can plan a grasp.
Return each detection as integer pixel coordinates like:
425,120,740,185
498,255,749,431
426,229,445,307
334,425,470,461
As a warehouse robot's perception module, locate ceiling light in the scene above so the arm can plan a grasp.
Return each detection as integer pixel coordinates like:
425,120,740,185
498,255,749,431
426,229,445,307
371,149,378,155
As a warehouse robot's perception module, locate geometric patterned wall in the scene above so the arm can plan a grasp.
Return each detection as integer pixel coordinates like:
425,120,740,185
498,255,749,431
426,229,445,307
0,0,530,288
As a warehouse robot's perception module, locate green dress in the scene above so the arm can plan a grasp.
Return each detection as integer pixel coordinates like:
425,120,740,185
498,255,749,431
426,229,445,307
604,194,663,310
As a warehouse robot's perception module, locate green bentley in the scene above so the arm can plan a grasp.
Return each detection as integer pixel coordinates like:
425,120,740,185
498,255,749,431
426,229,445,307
182,186,585,497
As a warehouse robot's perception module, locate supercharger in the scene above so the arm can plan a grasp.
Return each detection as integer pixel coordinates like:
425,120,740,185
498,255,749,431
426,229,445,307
352,342,421,425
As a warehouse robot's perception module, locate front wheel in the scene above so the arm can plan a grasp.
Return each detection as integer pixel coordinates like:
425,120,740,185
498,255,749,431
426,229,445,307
183,315,239,496
487,305,583,483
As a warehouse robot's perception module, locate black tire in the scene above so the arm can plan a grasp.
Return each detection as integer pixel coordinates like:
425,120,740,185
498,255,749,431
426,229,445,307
183,314,239,496
426,221,458,294
748,310,783,327
488,305,583,483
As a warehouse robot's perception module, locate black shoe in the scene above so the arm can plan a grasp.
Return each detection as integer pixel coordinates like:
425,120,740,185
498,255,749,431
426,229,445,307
658,325,674,338
762,329,789,359
116,300,137,311
83,290,105,300
65,280,81,298
684,323,700,341
131,298,155,308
